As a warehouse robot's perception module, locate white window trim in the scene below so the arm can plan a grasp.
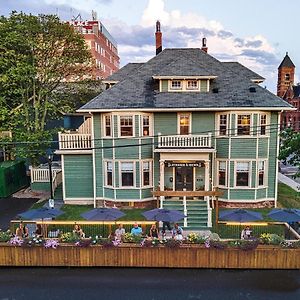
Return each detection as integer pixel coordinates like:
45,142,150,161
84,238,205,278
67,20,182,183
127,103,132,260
257,159,268,188
236,113,252,137
169,80,183,91
104,160,114,187
186,80,199,91
217,160,227,187
141,113,152,137
177,112,192,135
142,160,153,187
216,113,229,136
119,161,136,188
258,113,270,137
234,161,252,188
118,115,135,138
103,114,113,138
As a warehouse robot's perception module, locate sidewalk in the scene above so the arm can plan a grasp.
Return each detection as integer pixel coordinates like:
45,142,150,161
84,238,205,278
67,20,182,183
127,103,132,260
278,172,300,192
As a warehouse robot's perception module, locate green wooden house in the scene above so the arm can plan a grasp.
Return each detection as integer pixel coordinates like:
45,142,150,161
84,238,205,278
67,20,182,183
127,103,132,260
56,48,293,229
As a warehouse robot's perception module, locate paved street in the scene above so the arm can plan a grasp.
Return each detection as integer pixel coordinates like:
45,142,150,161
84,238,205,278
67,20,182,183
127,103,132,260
0,197,38,230
0,268,299,300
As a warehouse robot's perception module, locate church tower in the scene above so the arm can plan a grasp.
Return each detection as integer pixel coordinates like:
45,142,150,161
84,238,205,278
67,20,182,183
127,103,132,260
277,52,295,98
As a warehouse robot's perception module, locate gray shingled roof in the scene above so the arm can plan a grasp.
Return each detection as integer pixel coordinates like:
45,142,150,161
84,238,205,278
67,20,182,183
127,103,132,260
79,48,292,111
223,62,264,81
105,63,143,82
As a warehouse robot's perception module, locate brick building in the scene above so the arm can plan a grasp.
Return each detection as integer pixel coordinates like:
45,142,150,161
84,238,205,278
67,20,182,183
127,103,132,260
69,17,120,79
277,53,300,131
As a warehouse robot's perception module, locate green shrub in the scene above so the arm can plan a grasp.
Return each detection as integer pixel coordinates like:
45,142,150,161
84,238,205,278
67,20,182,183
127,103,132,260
0,230,11,242
60,232,78,243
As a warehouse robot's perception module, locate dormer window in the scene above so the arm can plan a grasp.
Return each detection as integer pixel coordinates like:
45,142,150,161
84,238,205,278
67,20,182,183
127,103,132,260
170,80,182,90
187,80,198,90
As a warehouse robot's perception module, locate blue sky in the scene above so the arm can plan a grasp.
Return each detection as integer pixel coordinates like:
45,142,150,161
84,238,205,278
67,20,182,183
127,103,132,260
2,0,300,92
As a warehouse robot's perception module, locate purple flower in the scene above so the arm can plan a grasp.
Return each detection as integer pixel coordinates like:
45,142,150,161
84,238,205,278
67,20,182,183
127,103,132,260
204,240,210,248
9,236,24,246
44,239,59,249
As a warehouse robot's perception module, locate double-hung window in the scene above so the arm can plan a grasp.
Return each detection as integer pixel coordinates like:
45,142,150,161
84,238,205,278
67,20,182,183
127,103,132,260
104,115,112,137
142,116,150,136
218,161,227,186
258,161,265,186
236,162,250,187
120,116,133,137
106,161,113,186
179,113,190,135
120,162,134,187
142,161,151,186
219,114,228,136
237,114,251,135
260,114,267,135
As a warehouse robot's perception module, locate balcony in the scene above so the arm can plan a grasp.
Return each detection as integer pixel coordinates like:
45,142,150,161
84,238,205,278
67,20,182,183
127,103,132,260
58,132,92,150
158,134,212,148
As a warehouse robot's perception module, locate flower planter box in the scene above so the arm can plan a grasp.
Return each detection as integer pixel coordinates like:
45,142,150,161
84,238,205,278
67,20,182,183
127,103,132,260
0,243,299,269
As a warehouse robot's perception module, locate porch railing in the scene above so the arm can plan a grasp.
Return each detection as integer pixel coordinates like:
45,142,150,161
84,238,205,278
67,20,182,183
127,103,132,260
58,132,92,150
30,167,62,190
158,133,212,148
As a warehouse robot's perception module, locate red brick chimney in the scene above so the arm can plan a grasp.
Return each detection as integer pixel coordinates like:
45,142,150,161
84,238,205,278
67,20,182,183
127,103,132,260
155,20,162,55
201,37,208,53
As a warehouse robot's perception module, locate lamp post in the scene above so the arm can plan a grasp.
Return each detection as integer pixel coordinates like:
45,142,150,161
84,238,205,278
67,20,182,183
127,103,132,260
48,152,54,209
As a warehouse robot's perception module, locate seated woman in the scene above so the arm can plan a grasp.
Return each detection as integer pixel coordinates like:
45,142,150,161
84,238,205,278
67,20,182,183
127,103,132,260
149,224,159,239
241,226,253,239
15,222,29,238
73,224,85,238
35,224,43,237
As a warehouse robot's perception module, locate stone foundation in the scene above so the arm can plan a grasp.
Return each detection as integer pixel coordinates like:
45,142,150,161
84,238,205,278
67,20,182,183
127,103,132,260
217,200,275,209
97,199,156,209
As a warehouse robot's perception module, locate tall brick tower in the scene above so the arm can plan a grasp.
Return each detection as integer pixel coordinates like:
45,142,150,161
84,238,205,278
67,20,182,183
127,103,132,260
277,52,295,98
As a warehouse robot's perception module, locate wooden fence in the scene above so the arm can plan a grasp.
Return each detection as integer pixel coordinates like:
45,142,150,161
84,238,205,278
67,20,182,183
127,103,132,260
0,244,299,269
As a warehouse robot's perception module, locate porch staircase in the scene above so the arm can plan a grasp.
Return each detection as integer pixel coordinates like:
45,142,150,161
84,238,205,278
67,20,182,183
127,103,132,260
163,198,209,230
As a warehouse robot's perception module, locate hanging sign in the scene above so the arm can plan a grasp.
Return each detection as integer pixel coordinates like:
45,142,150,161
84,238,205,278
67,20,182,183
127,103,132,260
165,161,203,168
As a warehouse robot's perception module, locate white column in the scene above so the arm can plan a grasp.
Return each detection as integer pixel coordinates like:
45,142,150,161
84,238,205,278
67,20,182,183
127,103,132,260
204,160,210,205
183,188,187,227
159,159,165,208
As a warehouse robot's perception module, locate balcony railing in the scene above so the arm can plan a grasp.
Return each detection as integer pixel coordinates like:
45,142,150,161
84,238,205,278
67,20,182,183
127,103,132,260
158,134,212,148
58,132,92,150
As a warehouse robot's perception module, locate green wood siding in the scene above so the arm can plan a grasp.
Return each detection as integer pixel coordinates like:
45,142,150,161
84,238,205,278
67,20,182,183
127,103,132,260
113,115,118,137
200,80,208,92
64,155,93,199
229,161,235,187
153,153,160,188
136,162,140,187
230,189,255,200
267,112,279,198
115,139,139,159
93,114,101,139
161,80,168,92
103,140,113,158
192,112,215,146
216,139,229,158
135,115,140,136
231,139,257,158
142,189,153,198
164,167,173,190
219,188,228,199
154,113,177,135
257,188,267,199
104,188,114,199
251,161,256,188
115,189,140,200
141,139,153,159
258,138,268,158
95,149,103,197
115,162,119,188
253,114,258,135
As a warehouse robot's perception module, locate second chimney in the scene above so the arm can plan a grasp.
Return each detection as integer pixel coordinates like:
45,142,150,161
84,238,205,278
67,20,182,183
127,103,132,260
201,37,208,53
155,20,162,55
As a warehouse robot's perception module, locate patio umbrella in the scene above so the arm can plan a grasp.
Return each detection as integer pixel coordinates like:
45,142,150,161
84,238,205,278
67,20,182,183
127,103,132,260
81,208,125,221
18,207,64,220
267,208,300,222
219,209,263,223
142,208,186,222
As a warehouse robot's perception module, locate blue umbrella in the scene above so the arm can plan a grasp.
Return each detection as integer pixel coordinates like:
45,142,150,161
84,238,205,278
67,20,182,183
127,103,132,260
81,208,125,221
267,208,300,222
219,209,263,222
142,208,186,222
18,207,64,220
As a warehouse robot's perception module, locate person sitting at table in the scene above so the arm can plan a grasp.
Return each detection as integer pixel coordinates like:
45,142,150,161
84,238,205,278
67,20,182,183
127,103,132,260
172,223,183,241
241,225,253,239
35,224,43,237
131,222,142,236
15,222,29,238
149,224,159,239
115,224,125,241
73,224,85,238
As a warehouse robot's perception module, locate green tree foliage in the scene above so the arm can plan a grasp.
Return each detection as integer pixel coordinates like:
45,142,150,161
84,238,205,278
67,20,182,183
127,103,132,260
0,12,95,164
279,128,300,176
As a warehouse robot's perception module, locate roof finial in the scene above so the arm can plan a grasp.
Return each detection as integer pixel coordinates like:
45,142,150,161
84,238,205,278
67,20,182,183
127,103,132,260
156,20,161,32
286,51,288,56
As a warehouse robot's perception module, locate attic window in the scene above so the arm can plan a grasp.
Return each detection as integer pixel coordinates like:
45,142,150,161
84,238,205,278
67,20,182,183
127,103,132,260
170,80,182,90
249,87,256,93
186,80,198,90
212,88,219,93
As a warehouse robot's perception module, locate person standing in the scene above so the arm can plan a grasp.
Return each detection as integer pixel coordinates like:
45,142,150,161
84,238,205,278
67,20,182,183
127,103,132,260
149,224,159,239
115,224,125,240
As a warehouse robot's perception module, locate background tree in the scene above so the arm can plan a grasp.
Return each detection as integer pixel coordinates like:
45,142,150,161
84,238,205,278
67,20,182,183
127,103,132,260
279,128,300,176
0,12,98,164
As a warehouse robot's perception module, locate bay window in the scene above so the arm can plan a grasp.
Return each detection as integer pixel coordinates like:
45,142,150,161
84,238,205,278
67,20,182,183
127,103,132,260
258,161,265,186
106,161,113,186
104,115,112,137
219,114,227,136
142,116,150,136
237,114,251,135
218,161,227,186
260,114,267,135
120,116,133,137
179,113,190,135
142,161,151,186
